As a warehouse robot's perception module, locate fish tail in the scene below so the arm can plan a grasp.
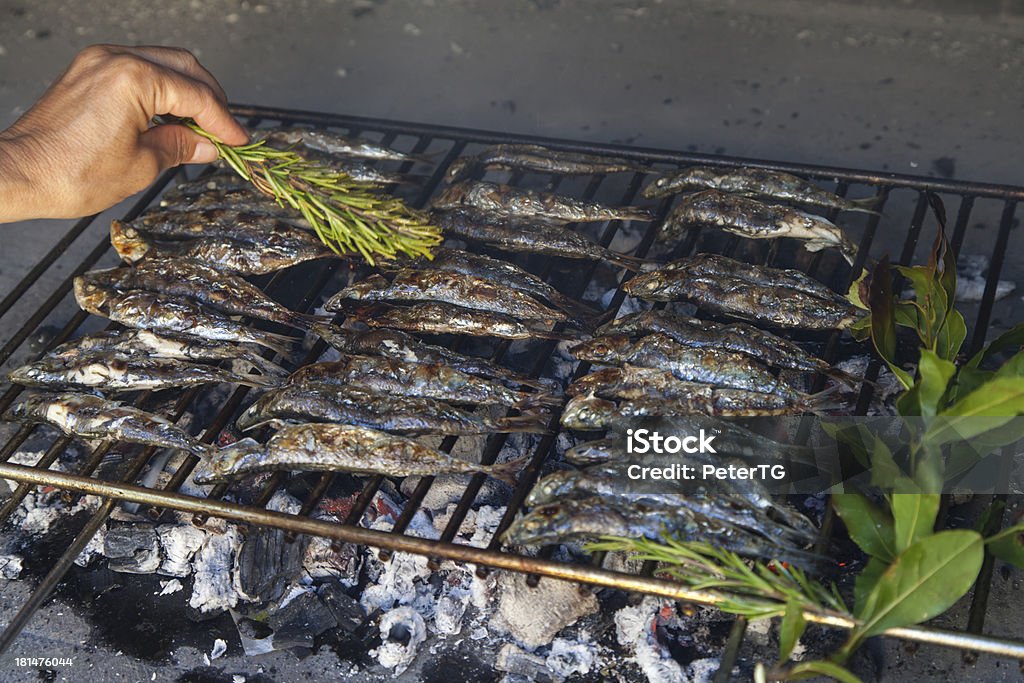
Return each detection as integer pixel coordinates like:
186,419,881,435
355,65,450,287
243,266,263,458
549,292,602,320
821,366,863,391
485,455,531,486
283,310,335,330
846,195,885,215
250,330,297,356
515,392,562,411
602,250,661,272
806,382,852,414
234,373,284,389
495,414,552,435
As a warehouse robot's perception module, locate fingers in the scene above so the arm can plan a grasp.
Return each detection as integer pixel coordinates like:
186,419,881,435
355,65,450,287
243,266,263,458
144,66,249,146
140,122,218,170
119,45,229,103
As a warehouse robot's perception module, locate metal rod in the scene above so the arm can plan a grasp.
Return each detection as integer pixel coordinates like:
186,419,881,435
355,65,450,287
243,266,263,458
3,461,1023,660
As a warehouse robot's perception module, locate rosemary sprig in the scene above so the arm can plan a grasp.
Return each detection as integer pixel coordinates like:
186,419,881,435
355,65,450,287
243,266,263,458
185,121,441,265
586,536,849,620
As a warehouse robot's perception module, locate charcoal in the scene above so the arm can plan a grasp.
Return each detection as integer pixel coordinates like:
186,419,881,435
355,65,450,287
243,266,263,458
317,582,365,634
104,524,160,574
495,643,556,682
237,526,309,603
268,590,339,650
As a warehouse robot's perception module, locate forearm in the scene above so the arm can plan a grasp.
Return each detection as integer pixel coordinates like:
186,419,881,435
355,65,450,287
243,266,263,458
0,134,45,223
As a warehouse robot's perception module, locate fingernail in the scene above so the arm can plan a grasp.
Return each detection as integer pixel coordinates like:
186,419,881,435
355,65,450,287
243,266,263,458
189,140,218,164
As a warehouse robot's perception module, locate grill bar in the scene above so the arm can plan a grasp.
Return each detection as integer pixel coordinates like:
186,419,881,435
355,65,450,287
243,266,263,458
0,105,1021,665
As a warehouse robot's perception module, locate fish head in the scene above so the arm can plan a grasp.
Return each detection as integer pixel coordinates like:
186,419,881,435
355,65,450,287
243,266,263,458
560,393,617,430
193,438,262,484
524,470,580,507
444,158,473,184
570,335,630,364
620,272,665,299
73,276,112,315
5,392,55,421
503,502,572,545
430,183,468,211
7,361,57,388
109,220,152,263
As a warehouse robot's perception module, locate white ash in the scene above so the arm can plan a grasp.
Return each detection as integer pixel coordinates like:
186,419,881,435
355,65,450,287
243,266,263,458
157,578,184,596
266,489,302,515
12,487,100,536
360,550,434,615
156,524,207,577
432,590,469,636
432,504,506,548
403,473,507,511
688,657,726,683
550,340,578,383
210,637,228,660
189,524,246,613
469,568,498,612
745,616,771,646
372,606,426,674
545,637,596,678
608,220,647,254
74,522,107,567
495,643,549,680
493,572,599,650
0,553,23,579
615,598,687,683
956,254,1016,303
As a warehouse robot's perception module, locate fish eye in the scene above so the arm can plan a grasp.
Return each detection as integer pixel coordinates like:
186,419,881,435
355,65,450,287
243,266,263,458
538,506,560,517
592,343,608,355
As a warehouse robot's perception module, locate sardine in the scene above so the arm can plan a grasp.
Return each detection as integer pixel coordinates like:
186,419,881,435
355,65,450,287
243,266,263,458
161,172,252,201
351,302,568,341
564,437,624,465
660,190,857,264
596,310,831,374
49,329,287,377
74,279,295,354
128,209,320,244
434,209,647,271
432,181,654,223
110,221,337,275
236,384,547,435
82,259,325,329
258,127,424,163
286,357,558,410
313,324,554,391
400,247,598,318
567,366,813,415
623,254,861,330
9,352,278,392
561,390,800,425
642,165,881,214
445,144,647,182
193,423,525,484
326,269,568,323
5,392,211,455
158,187,310,222
571,334,802,399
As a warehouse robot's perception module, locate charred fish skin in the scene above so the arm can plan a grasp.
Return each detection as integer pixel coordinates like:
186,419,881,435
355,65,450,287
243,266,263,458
623,255,861,330
446,144,647,182
327,269,568,323
158,187,313,224
236,384,546,435
286,357,555,410
564,438,626,465
161,173,254,201
9,352,278,392
193,423,524,485
643,165,880,214
353,301,564,341
6,392,212,455
82,260,322,330
571,333,802,399
74,279,295,354
313,324,554,390
49,329,288,377
661,190,857,264
130,209,322,245
596,310,829,373
567,366,812,415
258,127,423,163
433,181,654,224
433,209,645,271
110,221,336,275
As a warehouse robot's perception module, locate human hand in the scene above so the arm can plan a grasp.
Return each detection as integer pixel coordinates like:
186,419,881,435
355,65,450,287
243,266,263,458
0,44,247,222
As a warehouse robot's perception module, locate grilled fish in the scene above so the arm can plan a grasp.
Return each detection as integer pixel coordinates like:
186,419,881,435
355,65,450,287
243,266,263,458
258,127,424,162
127,209,320,244
327,270,568,323
158,187,310,222
642,165,881,214
6,392,212,455
313,324,554,390
352,302,567,340
193,423,526,485
111,221,337,275
561,391,801,426
9,352,279,392
49,329,287,377
82,259,324,329
236,384,547,435
445,144,647,182
401,247,598,318
623,254,861,330
74,279,295,354
571,333,801,399
661,190,858,264
161,173,253,201
286,357,558,410
564,437,624,465
596,310,830,374
567,366,814,415
434,209,647,271
433,181,654,223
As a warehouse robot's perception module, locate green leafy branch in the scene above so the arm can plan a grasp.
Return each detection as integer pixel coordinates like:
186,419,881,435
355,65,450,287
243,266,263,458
184,121,441,265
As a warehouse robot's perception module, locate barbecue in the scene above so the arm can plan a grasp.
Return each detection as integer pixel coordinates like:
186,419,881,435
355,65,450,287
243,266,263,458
1,104,1022,681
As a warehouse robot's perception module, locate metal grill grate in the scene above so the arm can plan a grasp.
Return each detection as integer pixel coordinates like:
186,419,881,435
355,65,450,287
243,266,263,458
1,104,1023,666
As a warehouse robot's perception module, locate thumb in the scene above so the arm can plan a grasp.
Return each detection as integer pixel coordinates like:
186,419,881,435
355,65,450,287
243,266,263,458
140,123,219,169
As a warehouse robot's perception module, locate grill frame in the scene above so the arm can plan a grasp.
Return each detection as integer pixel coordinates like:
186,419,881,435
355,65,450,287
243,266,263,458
0,103,1022,665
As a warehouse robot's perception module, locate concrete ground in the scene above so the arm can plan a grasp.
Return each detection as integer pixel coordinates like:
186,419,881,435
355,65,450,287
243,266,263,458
1,0,1023,681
